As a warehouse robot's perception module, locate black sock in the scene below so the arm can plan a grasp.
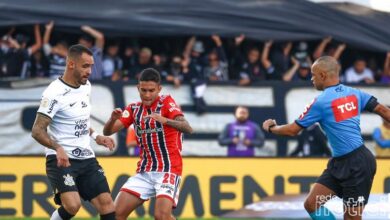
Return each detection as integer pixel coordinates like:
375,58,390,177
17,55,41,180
58,206,75,220
100,211,115,220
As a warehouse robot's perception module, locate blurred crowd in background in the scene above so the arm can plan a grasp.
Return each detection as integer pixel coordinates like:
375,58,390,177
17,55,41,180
1,23,390,86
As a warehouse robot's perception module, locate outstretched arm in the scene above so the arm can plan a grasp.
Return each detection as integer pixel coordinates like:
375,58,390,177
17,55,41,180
373,104,390,123
29,24,42,55
262,119,303,136
90,128,115,151
31,114,69,167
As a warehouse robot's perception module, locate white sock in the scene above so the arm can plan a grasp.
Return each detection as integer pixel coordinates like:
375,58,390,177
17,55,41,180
50,209,63,220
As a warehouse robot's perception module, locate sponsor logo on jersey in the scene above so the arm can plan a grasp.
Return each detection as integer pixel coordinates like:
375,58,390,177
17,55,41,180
71,148,94,158
69,102,76,107
47,99,58,114
74,119,89,137
331,95,358,122
136,127,163,136
63,174,75,186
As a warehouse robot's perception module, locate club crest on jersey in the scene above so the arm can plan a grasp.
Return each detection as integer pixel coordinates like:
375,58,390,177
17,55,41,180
63,174,75,186
122,110,130,118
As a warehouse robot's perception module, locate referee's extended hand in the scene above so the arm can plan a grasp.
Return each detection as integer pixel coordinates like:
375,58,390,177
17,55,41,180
56,147,70,167
96,135,115,151
262,119,277,132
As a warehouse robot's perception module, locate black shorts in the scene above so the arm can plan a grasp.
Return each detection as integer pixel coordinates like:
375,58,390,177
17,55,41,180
317,145,376,206
46,155,110,205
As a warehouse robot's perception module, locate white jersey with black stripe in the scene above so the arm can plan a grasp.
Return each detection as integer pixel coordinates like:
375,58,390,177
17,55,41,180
37,78,95,159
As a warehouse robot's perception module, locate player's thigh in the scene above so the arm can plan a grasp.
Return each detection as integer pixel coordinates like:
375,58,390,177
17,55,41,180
76,158,111,202
90,192,115,214
46,155,80,205
155,196,174,218
60,191,82,213
114,191,144,217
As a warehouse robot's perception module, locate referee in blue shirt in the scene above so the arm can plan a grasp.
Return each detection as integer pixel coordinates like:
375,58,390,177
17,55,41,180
263,56,390,220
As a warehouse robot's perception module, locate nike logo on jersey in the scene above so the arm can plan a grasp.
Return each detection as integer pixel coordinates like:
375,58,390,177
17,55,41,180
332,95,358,122
70,102,76,107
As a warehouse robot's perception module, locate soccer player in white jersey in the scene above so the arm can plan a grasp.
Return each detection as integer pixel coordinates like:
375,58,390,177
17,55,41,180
32,44,116,220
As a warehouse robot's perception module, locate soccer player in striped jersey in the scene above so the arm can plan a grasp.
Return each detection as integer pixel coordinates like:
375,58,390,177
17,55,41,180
263,56,390,220
103,68,193,220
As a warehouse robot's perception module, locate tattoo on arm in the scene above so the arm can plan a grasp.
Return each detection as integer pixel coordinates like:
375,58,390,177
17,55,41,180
31,113,61,151
165,116,193,134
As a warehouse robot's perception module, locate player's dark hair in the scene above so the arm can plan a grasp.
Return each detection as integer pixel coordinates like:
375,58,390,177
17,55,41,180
139,68,161,84
68,44,93,59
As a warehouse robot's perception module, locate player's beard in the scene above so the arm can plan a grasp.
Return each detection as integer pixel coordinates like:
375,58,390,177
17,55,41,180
75,70,88,85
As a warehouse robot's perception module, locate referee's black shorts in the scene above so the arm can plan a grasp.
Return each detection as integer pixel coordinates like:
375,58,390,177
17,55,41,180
46,155,110,205
317,145,376,207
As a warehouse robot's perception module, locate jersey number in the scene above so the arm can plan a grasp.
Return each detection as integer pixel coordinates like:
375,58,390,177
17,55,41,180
163,173,176,185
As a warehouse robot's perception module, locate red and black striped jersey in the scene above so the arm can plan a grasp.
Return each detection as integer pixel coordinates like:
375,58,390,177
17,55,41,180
120,95,184,175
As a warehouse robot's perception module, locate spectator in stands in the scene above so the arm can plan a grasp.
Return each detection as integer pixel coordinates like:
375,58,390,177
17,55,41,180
381,52,390,84
218,106,265,157
313,36,346,61
228,34,246,80
290,124,331,157
0,25,42,78
344,57,375,84
238,46,266,86
103,42,123,81
293,41,310,64
165,55,185,88
372,116,390,157
29,50,47,78
43,21,68,79
283,57,312,82
183,36,207,114
129,47,153,80
261,40,293,80
204,35,229,81
79,25,105,79
122,44,138,81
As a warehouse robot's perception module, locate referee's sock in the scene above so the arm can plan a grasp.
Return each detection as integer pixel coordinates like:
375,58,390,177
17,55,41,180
100,211,116,220
51,206,74,220
309,206,336,220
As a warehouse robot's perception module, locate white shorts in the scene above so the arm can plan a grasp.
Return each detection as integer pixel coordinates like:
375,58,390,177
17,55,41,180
120,172,181,207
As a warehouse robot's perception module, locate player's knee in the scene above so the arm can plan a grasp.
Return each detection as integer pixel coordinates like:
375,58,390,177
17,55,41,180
304,197,316,213
99,197,115,213
154,208,172,220
63,201,81,215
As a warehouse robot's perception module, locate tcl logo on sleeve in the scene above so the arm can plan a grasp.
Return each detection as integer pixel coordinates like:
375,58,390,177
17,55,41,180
331,95,358,122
